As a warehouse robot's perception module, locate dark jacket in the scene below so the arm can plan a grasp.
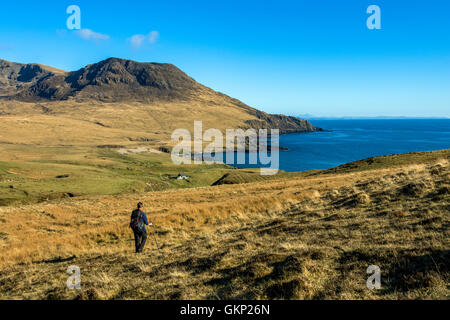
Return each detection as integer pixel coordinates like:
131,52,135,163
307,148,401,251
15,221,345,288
130,209,149,230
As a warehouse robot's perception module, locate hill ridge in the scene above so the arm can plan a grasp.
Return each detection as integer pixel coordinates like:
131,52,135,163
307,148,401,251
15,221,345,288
0,57,322,134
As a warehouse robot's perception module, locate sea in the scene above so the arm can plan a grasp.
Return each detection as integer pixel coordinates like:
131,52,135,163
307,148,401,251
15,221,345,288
223,119,450,172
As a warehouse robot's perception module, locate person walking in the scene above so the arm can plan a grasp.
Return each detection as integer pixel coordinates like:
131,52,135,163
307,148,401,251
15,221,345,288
129,202,152,253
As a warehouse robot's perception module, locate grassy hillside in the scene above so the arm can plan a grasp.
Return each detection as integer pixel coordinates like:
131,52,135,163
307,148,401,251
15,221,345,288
0,144,233,206
0,58,321,146
0,100,263,146
1,58,446,300
0,150,448,299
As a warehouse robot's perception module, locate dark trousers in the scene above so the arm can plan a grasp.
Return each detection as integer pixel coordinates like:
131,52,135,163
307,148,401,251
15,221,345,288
133,228,147,253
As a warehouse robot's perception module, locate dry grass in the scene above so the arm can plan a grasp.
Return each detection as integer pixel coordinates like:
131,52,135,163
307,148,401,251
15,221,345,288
0,153,448,300
0,96,264,148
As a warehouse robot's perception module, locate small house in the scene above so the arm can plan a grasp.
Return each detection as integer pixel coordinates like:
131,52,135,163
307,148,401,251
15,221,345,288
177,173,190,180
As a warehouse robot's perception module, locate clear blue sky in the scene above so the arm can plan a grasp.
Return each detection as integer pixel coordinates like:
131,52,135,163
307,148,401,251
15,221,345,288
0,0,449,117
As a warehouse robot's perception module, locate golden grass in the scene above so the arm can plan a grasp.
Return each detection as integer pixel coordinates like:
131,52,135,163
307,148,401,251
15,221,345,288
0,96,262,148
0,154,448,299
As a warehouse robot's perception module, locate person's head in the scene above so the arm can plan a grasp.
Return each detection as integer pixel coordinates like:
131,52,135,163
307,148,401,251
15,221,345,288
137,202,143,209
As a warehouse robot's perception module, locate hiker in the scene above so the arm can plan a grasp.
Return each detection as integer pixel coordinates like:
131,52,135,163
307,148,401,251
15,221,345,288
130,202,152,253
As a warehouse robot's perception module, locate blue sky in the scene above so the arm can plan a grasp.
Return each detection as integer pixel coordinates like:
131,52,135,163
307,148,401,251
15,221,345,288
0,0,449,117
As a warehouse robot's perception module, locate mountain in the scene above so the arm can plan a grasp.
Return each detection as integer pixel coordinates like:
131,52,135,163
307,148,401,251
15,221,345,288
8,58,200,102
0,59,66,96
0,58,323,150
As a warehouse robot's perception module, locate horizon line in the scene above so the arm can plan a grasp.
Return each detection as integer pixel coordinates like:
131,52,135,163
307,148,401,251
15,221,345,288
296,115,450,120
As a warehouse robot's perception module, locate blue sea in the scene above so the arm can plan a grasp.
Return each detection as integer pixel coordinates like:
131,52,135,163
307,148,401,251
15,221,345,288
225,119,450,172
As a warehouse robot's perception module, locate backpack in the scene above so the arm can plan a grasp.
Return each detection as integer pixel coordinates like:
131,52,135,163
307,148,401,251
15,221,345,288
130,210,145,230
